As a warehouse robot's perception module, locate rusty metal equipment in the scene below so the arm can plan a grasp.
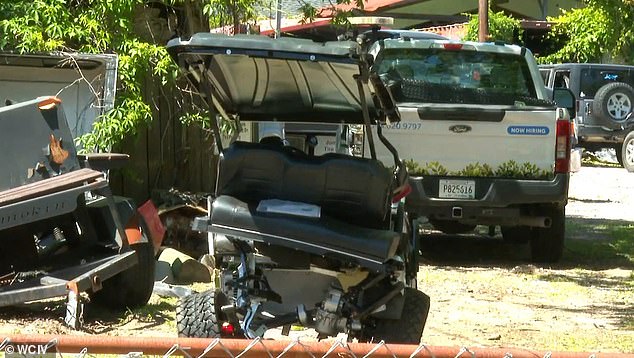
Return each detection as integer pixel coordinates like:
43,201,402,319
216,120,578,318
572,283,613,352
0,96,157,329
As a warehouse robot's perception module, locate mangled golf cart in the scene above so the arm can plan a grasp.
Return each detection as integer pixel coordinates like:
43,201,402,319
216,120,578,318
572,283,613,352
0,53,156,328
167,33,429,343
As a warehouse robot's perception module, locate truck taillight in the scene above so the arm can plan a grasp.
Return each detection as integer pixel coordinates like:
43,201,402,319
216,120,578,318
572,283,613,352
555,114,571,174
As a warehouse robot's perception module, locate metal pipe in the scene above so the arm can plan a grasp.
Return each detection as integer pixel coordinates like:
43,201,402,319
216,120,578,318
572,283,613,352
517,216,552,228
2,335,630,357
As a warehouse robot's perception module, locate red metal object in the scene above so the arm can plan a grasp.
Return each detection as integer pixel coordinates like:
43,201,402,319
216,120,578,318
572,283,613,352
3,335,632,357
137,199,166,254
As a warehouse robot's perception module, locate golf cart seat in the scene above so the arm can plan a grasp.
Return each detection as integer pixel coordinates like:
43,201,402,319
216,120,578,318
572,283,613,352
209,195,400,267
210,141,400,268
216,141,393,228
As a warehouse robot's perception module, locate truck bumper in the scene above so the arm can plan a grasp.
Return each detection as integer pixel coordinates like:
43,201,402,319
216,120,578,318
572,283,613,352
404,173,569,227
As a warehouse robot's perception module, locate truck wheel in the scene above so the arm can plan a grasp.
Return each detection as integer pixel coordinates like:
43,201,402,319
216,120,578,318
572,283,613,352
364,288,430,344
177,290,228,338
530,205,565,263
622,132,634,172
592,82,634,130
501,226,531,244
429,218,476,234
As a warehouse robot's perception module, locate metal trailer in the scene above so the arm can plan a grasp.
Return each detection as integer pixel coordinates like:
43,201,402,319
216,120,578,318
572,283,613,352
0,96,157,329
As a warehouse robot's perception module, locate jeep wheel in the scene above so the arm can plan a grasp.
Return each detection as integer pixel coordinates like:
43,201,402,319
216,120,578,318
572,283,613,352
429,218,476,234
363,288,430,344
622,132,634,172
592,82,634,130
177,290,229,338
530,205,565,263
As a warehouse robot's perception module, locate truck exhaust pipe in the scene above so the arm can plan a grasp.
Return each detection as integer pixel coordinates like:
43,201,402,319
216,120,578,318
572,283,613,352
517,216,552,228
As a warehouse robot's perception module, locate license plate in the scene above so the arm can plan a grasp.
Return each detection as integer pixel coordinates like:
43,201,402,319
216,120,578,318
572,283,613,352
439,180,475,199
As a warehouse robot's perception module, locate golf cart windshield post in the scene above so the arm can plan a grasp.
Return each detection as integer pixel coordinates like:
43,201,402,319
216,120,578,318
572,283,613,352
356,35,405,183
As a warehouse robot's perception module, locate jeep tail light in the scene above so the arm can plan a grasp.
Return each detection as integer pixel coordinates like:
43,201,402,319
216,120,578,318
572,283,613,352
555,111,571,174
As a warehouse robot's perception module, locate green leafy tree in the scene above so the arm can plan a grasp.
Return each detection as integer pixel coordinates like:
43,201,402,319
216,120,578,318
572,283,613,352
0,0,260,151
540,0,634,64
463,8,523,44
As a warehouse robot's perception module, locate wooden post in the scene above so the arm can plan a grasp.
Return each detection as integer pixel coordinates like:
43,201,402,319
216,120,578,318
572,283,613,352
478,0,489,42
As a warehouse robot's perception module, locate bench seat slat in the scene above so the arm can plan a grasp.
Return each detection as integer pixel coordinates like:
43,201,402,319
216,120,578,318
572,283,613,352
0,168,104,207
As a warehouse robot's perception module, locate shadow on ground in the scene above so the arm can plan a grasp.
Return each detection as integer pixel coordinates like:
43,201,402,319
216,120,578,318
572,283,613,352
419,216,634,270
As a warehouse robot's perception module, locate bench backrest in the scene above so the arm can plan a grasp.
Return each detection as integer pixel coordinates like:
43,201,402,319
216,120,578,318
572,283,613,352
216,141,393,228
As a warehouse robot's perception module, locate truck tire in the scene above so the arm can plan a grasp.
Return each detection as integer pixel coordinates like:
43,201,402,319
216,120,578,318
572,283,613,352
592,82,634,130
364,288,430,344
177,290,228,338
622,131,634,172
530,205,565,263
429,218,476,234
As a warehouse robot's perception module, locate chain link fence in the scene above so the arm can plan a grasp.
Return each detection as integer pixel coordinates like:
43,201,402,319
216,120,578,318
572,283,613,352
1,335,627,358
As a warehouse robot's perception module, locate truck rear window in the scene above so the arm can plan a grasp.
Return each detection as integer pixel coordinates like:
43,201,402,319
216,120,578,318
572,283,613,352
375,48,545,106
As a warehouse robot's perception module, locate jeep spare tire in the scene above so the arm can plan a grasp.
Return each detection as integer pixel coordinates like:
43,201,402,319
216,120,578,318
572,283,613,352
592,82,634,130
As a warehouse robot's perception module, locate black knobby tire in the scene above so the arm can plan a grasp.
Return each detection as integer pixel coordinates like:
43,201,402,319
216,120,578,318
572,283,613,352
622,131,634,172
592,82,634,130
364,288,430,344
177,290,228,338
530,204,565,263
429,218,476,234
91,217,155,308
501,226,532,244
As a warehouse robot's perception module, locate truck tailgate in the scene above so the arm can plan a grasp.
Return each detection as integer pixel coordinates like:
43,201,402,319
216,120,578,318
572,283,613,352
372,105,556,177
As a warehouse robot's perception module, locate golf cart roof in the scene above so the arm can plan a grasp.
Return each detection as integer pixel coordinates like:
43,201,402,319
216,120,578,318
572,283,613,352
166,33,382,124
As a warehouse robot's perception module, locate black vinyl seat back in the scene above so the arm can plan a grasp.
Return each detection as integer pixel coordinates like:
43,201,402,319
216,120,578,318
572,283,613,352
216,141,393,228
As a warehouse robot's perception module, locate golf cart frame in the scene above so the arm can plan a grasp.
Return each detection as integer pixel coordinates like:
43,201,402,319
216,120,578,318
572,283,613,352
168,32,427,343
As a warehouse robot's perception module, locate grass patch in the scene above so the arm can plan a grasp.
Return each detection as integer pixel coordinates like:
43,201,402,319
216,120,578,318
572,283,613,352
563,218,634,268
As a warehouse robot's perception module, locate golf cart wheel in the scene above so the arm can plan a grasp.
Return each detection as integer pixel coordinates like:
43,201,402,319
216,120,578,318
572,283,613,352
622,131,634,172
177,290,229,338
592,82,634,130
90,219,155,308
364,288,430,344
530,204,565,263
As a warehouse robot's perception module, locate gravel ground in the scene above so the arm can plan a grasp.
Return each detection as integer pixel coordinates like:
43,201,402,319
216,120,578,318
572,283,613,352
567,166,634,221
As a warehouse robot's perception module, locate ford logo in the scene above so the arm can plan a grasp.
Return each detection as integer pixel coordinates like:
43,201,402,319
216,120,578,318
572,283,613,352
449,125,472,133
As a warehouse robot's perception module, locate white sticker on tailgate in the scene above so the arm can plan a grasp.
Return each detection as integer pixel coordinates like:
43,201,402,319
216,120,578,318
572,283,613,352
439,180,475,199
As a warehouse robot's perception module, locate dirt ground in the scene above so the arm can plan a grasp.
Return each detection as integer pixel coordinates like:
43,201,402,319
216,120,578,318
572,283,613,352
418,166,634,353
0,166,632,353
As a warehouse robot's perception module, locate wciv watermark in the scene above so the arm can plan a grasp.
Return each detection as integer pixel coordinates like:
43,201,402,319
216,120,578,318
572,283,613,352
0,339,55,357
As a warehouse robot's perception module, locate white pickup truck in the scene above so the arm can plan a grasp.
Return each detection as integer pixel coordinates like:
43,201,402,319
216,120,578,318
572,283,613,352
368,38,575,263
